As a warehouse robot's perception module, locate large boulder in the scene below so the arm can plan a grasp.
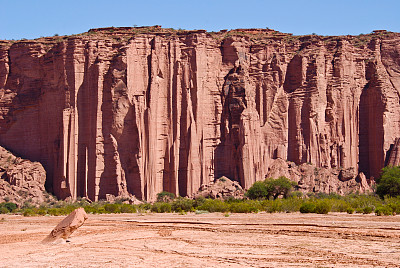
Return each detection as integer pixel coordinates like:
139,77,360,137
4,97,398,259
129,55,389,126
192,176,244,199
42,207,88,244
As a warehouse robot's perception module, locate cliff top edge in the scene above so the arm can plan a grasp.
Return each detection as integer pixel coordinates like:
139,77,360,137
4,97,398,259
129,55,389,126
0,26,398,44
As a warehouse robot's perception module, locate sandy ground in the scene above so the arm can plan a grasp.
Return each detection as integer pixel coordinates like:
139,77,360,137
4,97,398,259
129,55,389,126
0,212,400,267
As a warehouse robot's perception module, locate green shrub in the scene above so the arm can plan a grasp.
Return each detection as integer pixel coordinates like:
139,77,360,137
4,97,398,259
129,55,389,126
22,201,33,209
193,196,206,207
151,202,172,213
376,166,400,198
362,206,374,214
300,202,316,213
246,177,297,200
290,191,303,198
259,199,272,211
375,205,393,216
329,199,350,212
104,203,121,213
229,200,259,213
344,194,381,211
314,200,331,214
280,197,303,212
197,199,229,212
47,208,63,216
171,197,195,212
120,204,136,213
138,203,151,212
23,209,35,217
156,191,176,203
265,176,298,199
245,181,269,200
36,208,47,216
3,202,17,212
265,199,283,213
218,177,227,182
84,203,106,214
381,196,400,214
0,207,9,214
346,207,355,214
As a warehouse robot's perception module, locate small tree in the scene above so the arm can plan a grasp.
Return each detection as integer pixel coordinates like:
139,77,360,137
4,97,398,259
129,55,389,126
245,181,269,200
376,166,400,198
265,176,297,199
246,176,297,200
3,202,17,212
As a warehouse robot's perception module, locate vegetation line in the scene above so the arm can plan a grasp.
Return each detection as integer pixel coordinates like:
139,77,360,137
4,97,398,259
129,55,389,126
1,166,400,217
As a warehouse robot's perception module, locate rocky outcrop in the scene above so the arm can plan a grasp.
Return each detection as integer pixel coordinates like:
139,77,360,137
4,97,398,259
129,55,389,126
0,28,400,201
0,145,48,205
387,138,400,167
191,176,244,199
265,159,372,195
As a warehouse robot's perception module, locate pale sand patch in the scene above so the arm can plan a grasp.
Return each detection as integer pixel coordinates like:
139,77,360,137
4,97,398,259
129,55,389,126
0,212,399,267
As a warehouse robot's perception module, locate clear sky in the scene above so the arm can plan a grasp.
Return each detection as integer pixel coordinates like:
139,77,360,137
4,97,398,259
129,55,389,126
1,0,399,40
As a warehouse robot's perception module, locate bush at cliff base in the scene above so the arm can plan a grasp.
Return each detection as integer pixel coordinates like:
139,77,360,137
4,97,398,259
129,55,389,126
314,200,331,214
245,176,297,200
375,205,394,216
376,166,400,199
157,191,176,203
245,181,269,200
300,202,316,213
171,197,195,212
151,202,172,213
265,177,298,199
0,202,18,213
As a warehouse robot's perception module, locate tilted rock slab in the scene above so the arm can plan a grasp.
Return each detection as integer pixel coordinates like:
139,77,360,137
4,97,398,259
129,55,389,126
0,28,400,201
42,207,88,244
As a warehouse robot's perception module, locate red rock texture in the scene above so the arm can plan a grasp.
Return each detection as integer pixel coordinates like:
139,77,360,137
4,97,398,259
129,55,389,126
0,28,399,201
387,138,400,166
191,176,244,199
265,159,372,195
0,145,48,205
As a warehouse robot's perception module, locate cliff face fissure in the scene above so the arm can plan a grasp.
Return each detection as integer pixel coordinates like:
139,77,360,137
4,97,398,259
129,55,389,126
0,29,400,201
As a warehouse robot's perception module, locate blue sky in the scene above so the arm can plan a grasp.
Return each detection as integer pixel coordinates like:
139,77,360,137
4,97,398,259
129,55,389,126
1,0,399,40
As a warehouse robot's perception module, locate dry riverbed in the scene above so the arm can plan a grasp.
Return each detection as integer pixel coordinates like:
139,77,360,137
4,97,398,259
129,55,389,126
1,212,400,267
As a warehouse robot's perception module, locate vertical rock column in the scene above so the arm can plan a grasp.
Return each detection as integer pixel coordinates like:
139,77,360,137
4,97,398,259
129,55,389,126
58,39,85,199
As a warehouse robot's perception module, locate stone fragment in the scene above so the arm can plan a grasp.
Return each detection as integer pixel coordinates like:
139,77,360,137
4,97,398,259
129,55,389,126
42,208,88,244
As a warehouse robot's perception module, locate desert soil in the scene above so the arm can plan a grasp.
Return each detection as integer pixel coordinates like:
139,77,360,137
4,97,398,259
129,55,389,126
0,212,399,267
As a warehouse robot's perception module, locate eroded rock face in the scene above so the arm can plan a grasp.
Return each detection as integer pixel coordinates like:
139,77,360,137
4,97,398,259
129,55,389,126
0,28,400,201
0,145,48,205
387,138,400,167
265,159,373,195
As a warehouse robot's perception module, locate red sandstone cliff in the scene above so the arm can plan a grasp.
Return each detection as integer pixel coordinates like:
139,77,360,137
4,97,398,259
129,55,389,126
0,27,399,201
